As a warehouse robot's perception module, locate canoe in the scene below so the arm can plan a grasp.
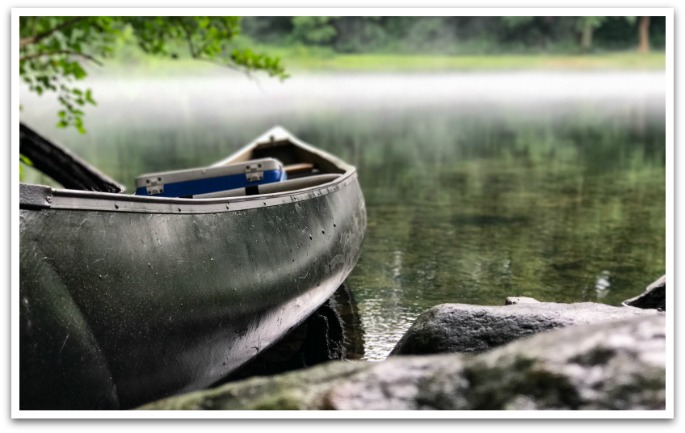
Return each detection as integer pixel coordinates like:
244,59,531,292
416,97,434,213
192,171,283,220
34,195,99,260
19,124,367,410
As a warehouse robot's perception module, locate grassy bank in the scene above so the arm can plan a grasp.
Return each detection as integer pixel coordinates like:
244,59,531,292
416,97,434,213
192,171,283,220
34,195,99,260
277,50,666,72
96,48,666,78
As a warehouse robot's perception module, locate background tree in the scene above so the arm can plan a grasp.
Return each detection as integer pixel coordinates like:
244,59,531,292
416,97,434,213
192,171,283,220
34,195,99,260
291,16,339,45
19,16,288,133
575,17,606,52
638,16,651,53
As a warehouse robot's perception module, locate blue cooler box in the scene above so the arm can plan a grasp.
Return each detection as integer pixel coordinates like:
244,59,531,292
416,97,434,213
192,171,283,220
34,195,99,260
134,158,286,198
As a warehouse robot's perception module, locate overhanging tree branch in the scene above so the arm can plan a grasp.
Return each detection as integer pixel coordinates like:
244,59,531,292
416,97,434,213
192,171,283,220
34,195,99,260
20,16,89,48
19,16,287,133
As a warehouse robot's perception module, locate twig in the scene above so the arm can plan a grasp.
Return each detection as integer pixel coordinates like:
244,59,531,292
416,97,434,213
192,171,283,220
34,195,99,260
20,50,104,66
173,17,199,58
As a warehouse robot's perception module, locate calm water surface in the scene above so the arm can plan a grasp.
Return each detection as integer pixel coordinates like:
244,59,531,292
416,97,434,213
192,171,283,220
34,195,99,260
20,71,666,360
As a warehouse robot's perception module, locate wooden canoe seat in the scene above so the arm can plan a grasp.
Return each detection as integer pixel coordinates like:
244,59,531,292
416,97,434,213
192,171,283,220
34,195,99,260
285,162,315,175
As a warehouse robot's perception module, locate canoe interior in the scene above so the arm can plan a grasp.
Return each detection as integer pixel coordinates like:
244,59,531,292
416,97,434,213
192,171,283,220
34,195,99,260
226,139,346,178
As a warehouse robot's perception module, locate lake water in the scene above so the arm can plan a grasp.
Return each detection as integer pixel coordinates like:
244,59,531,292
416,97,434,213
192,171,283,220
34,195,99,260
20,71,666,360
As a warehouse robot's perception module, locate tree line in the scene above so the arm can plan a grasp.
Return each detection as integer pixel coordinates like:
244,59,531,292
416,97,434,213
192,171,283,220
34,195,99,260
19,16,665,134
242,16,664,54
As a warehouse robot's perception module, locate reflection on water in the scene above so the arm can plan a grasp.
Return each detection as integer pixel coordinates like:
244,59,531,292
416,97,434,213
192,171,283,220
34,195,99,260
20,72,666,360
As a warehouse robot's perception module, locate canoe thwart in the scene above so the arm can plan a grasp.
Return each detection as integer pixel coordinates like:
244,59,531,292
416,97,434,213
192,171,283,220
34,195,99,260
285,162,315,175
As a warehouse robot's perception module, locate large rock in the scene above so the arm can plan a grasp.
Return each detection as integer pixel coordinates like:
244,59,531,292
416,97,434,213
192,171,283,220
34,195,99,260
138,315,666,410
623,275,666,311
390,302,660,355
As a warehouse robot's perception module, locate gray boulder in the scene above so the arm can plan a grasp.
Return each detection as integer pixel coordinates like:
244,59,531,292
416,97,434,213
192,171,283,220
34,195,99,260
138,315,665,410
390,302,660,355
623,275,666,311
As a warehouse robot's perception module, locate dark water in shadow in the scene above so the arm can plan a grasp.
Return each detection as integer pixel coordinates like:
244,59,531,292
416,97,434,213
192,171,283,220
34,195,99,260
20,71,666,360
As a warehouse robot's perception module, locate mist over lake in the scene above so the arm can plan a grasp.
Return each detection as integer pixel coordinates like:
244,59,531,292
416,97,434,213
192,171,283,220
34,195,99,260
20,70,666,360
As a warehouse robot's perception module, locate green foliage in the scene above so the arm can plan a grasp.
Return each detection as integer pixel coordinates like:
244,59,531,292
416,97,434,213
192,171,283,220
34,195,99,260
240,16,666,56
19,16,288,132
574,17,608,52
333,17,387,53
575,16,607,31
501,16,536,28
291,16,338,45
19,154,33,181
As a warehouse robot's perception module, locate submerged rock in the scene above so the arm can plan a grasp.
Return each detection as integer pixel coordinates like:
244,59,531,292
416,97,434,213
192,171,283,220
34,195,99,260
138,315,665,410
390,302,660,356
623,275,666,311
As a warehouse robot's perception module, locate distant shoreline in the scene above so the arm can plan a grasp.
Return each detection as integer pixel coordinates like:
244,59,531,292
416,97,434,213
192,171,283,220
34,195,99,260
279,51,666,72
90,51,666,78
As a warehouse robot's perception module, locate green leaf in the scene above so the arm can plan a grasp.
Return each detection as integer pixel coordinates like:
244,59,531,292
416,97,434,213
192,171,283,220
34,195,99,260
20,154,33,166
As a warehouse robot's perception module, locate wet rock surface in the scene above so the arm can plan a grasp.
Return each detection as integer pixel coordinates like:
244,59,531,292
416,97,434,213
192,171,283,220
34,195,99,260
623,275,666,311
138,314,666,410
390,302,660,356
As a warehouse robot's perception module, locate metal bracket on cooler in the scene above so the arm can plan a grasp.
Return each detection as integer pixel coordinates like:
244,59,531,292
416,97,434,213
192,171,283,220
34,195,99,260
245,163,264,182
144,176,165,195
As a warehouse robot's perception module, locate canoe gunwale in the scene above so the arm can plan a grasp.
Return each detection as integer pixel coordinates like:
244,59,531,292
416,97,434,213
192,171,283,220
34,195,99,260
19,168,357,214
